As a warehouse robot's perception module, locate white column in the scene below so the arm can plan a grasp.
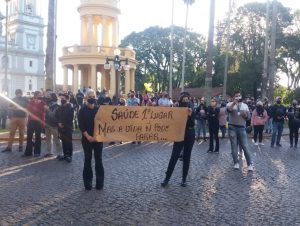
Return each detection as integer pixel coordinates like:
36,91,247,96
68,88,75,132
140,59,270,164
63,66,68,91
101,70,106,90
125,70,130,96
130,69,135,91
80,17,86,45
91,64,97,91
109,69,116,97
73,65,79,94
112,18,118,47
93,23,98,46
88,15,93,45
102,16,107,46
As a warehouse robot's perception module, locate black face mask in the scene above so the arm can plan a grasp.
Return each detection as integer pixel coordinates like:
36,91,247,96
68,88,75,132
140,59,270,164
180,102,189,108
87,98,96,105
61,99,67,105
277,100,281,104
238,98,243,102
293,103,297,106
130,95,134,98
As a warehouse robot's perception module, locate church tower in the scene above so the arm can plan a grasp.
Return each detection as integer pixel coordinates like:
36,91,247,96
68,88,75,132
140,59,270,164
59,0,137,96
0,0,45,97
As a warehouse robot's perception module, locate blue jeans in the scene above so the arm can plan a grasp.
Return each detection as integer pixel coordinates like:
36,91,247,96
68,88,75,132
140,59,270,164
271,121,284,146
264,118,273,132
196,119,206,138
228,125,252,165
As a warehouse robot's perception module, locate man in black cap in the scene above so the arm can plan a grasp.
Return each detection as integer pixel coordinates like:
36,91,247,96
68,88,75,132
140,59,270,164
56,93,74,162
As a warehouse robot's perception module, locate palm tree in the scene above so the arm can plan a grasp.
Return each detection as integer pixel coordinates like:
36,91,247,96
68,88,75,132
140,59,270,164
45,0,57,90
205,0,215,100
181,0,195,92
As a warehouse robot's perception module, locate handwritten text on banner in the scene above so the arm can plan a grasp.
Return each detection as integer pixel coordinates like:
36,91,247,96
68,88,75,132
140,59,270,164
94,106,188,142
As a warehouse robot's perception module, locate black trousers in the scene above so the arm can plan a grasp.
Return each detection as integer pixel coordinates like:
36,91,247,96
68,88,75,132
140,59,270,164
0,111,7,129
60,129,73,157
208,124,219,151
289,125,299,147
82,138,104,187
165,129,195,182
253,125,264,143
24,120,42,155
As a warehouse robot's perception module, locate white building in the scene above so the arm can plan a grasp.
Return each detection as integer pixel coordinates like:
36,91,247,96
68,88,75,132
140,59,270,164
0,0,45,97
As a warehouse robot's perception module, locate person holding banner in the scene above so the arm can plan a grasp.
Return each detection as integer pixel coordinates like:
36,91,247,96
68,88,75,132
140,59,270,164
161,94,195,187
78,90,104,190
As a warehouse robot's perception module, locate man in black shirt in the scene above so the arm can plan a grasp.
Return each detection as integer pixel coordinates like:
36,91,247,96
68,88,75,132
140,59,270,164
56,93,74,162
270,96,286,148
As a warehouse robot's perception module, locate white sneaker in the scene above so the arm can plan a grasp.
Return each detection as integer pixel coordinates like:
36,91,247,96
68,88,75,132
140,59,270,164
234,163,239,169
248,164,254,171
254,142,258,146
259,142,264,146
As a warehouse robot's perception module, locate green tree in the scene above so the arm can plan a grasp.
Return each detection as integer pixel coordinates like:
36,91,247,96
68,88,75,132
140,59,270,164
120,26,207,92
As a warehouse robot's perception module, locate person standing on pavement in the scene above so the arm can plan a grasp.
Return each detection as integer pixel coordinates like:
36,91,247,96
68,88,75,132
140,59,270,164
56,93,74,162
227,90,253,171
251,101,268,146
287,99,300,148
206,98,220,153
161,94,195,187
23,91,46,157
78,90,104,190
270,96,287,148
2,89,28,153
44,93,62,158
195,98,208,142
219,102,227,139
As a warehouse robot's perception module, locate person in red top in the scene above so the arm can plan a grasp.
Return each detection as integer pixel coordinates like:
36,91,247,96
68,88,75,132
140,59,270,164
23,91,46,157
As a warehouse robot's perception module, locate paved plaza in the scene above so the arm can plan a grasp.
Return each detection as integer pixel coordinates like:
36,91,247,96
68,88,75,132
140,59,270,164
1,135,300,226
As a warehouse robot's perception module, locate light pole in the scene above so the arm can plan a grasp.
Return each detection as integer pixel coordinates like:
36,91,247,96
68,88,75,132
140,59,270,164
3,0,10,94
104,49,130,104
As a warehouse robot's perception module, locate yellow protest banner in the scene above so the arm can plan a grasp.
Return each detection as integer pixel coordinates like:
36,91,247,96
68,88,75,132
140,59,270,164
94,106,189,142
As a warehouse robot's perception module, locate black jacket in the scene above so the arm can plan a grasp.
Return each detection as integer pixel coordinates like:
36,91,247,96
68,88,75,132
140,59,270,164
78,105,99,138
56,103,74,132
45,101,59,127
270,104,286,123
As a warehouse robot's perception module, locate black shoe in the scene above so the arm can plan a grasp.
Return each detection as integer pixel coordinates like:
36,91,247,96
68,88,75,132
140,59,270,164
58,156,65,161
137,141,141,144
44,153,53,158
180,180,187,187
65,156,72,163
34,153,41,157
131,142,136,144
95,184,104,190
108,142,115,145
2,147,12,153
207,149,213,153
161,179,169,187
204,138,207,142
22,153,32,157
276,144,282,147
85,182,92,190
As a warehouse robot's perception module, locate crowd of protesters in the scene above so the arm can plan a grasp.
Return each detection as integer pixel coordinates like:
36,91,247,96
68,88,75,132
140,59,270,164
1,86,300,189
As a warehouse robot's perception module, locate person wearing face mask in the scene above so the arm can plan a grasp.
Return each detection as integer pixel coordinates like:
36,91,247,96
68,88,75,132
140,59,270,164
2,89,28,153
44,93,62,158
287,99,300,148
251,101,268,146
227,90,253,171
23,91,46,157
78,90,104,190
56,93,74,162
161,94,195,187
206,98,220,153
158,92,171,107
270,96,287,148
127,91,140,106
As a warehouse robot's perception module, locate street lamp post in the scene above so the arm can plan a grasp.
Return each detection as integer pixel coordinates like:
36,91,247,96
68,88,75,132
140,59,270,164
104,49,130,104
3,0,10,94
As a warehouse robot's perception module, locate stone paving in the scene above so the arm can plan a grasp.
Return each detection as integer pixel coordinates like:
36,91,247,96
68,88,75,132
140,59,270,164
1,134,300,226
